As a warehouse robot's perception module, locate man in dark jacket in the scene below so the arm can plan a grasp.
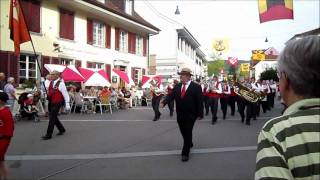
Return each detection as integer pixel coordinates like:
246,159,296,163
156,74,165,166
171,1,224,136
161,67,203,162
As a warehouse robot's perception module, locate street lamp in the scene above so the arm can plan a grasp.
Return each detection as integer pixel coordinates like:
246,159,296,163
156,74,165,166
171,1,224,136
175,5,180,15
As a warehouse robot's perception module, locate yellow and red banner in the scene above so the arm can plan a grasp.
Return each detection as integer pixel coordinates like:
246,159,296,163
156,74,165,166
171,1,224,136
258,0,293,23
240,63,250,72
9,0,31,55
252,49,266,61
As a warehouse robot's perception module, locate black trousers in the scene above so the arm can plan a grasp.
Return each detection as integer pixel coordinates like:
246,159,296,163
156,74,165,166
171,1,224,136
209,97,219,122
246,101,257,124
267,93,273,109
220,97,229,119
46,102,65,136
177,115,196,156
237,96,246,122
261,100,268,113
167,98,174,116
228,96,236,116
152,95,162,118
203,96,210,115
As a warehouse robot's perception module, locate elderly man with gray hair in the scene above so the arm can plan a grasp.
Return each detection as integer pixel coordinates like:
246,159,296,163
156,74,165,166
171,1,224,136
255,35,320,179
3,77,16,112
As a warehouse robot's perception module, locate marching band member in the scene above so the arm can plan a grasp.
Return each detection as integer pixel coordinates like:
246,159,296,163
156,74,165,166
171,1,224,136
166,78,174,117
207,76,222,124
202,83,210,115
249,77,259,121
42,71,70,140
150,80,164,121
220,80,231,120
228,80,237,116
260,80,269,113
235,78,247,124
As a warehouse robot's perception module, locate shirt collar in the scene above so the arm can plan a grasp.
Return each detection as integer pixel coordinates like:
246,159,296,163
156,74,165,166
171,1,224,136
283,98,320,115
183,80,191,86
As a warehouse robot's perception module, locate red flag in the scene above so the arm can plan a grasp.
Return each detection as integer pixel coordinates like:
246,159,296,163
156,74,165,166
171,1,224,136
258,0,293,23
228,57,238,66
9,0,31,55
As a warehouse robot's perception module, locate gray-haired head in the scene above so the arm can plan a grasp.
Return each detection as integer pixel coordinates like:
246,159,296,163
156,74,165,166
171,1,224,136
277,35,320,98
7,77,15,83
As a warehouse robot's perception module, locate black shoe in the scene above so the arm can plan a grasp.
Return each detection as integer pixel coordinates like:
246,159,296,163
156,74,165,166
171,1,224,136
190,143,194,148
42,135,52,140
181,155,189,162
170,112,173,117
153,117,158,121
223,116,226,120
57,131,65,136
245,122,250,126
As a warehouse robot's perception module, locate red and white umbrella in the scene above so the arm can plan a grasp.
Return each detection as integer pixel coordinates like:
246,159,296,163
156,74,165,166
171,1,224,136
78,67,111,87
44,64,84,82
112,68,135,86
141,75,162,88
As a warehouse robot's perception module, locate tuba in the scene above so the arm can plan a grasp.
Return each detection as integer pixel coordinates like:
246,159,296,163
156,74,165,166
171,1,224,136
232,81,261,103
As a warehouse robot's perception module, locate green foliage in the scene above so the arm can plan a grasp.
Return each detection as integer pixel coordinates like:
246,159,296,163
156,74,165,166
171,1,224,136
260,68,279,81
22,79,36,88
207,60,225,77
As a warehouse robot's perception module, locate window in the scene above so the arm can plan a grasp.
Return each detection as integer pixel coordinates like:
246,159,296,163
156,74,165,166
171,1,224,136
93,21,105,47
20,0,41,33
120,31,128,52
136,35,143,55
60,58,73,65
125,0,133,15
59,9,74,40
134,69,141,84
19,54,37,84
94,63,103,69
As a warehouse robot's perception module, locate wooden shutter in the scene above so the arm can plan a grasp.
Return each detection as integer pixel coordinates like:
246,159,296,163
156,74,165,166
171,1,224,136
87,19,93,44
51,57,59,64
105,64,111,81
142,68,146,75
143,37,147,56
131,67,135,82
87,61,93,68
105,24,111,49
8,53,18,82
115,27,120,50
75,60,82,68
60,9,74,40
41,56,50,75
31,1,41,33
128,32,136,54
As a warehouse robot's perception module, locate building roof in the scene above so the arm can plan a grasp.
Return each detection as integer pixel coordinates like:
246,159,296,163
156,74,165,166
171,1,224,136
84,0,160,32
177,27,201,48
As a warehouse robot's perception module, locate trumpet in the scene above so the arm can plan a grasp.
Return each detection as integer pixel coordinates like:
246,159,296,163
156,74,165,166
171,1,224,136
232,81,264,103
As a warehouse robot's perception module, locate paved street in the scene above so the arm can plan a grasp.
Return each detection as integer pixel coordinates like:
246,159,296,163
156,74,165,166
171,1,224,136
7,100,283,180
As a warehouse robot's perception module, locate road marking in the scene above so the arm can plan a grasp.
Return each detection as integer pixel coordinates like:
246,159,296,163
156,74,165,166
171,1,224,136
7,146,256,161
58,117,273,122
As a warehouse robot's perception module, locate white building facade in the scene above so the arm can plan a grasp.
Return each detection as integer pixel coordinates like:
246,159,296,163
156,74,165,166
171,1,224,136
135,2,207,81
0,0,159,87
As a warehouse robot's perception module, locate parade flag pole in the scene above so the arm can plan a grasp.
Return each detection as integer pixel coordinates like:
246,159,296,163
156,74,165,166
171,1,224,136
9,0,47,94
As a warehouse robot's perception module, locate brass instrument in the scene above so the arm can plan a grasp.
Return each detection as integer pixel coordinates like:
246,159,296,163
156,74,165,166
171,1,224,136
150,85,165,97
232,81,263,103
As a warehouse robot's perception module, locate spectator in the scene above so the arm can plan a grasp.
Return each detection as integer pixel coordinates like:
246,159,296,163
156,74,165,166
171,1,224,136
255,36,320,179
0,73,6,91
0,91,14,179
3,77,16,112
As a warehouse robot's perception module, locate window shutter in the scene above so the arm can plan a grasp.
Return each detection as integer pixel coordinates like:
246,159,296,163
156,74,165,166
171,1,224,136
42,56,50,75
142,68,146,75
51,57,59,64
9,53,18,82
87,19,93,44
105,24,111,49
128,32,132,53
132,33,136,54
0,52,9,75
87,62,93,68
105,64,111,81
131,67,135,82
75,60,82,68
31,1,41,33
115,27,120,50
143,37,148,56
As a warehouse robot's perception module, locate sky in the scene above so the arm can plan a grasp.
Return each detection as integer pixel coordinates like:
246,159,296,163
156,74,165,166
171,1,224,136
135,0,320,60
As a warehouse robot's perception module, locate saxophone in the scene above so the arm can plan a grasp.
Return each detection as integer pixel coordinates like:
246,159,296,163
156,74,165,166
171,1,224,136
232,81,260,103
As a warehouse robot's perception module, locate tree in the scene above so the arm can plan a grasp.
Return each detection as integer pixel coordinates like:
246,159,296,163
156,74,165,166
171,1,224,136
260,68,279,81
207,60,225,77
